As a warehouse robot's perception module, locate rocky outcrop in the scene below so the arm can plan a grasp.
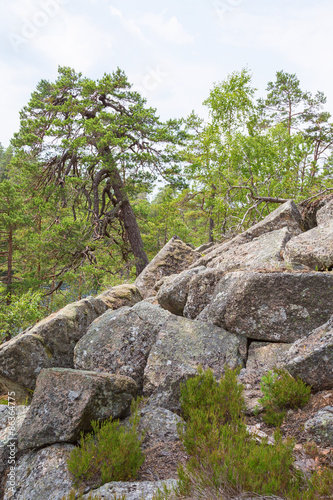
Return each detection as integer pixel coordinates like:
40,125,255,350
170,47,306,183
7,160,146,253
198,271,333,342
143,314,243,412
282,315,333,391
284,221,333,270
135,236,199,298
18,368,137,450
3,443,75,500
74,302,171,391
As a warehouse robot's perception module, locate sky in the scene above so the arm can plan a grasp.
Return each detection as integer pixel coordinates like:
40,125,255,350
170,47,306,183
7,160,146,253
1,0,333,147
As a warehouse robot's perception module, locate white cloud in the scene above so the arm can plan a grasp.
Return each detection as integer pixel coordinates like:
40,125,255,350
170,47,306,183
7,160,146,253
140,12,194,45
109,6,148,42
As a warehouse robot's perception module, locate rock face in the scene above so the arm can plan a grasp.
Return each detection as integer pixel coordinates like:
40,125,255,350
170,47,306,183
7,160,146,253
143,314,243,412
3,443,75,500
304,406,333,447
139,407,183,448
198,271,333,343
74,302,171,391
135,235,199,298
284,221,333,270
18,368,137,450
282,316,333,391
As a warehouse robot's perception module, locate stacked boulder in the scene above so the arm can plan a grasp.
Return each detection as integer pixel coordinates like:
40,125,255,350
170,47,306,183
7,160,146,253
0,199,333,499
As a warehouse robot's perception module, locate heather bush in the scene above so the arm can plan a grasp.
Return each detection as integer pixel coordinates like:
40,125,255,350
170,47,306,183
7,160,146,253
67,400,144,489
259,368,311,427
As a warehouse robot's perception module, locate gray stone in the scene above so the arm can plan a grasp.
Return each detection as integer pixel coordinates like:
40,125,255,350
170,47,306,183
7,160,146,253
18,368,137,450
195,241,217,253
96,283,142,309
284,221,333,271
74,302,171,391
193,200,303,268
3,443,75,500
135,236,199,298
317,198,333,225
0,405,29,494
184,267,226,319
304,406,333,447
144,315,243,412
83,479,178,500
198,271,333,343
156,266,206,316
282,315,333,391
139,407,183,449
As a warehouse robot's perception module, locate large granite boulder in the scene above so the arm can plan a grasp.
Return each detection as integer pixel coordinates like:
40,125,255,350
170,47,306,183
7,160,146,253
316,197,333,225
83,479,177,500
96,283,142,309
156,266,206,316
135,236,199,298
304,406,333,447
18,368,137,450
193,200,303,268
74,302,171,391
0,296,107,395
198,271,333,343
284,221,333,270
282,315,333,391
3,443,75,500
143,315,243,412
0,334,52,394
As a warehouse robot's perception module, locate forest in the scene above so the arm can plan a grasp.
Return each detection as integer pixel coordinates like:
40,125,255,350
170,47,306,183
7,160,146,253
1,66,332,341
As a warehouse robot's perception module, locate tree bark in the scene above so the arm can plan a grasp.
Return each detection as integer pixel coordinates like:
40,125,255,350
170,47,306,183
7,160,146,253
110,168,149,276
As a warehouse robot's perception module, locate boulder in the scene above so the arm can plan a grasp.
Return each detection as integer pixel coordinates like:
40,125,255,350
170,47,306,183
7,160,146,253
96,283,142,309
74,302,171,391
83,479,178,500
198,271,333,343
193,200,303,268
184,267,226,319
284,221,333,270
18,368,137,450
282,316,333,391
156,266,206,315
195,241,217,253
304,406,333,447
316,198,333,225
0,334,52,393
3,443,75,500
143,315,243,412
135,236,199,298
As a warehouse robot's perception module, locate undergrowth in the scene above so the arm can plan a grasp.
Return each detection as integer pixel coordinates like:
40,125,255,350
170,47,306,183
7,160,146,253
258,368,311,427
67,399,144,489
155,366,333,500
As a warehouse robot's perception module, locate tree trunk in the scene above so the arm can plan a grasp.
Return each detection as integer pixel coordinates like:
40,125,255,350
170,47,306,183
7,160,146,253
110,168,149,276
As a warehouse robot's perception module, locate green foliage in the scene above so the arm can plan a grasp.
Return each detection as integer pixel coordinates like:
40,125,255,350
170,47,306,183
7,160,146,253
168,366,332,500
0,286,43,341
67,400,144,489
259,368,311,426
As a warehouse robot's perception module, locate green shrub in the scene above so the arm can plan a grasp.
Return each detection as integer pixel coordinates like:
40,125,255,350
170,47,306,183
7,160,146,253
67,400,144,489
170,366,333,500
259,368,311,427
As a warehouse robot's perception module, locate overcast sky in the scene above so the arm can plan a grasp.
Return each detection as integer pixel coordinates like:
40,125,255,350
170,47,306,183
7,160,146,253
1,0,333,147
